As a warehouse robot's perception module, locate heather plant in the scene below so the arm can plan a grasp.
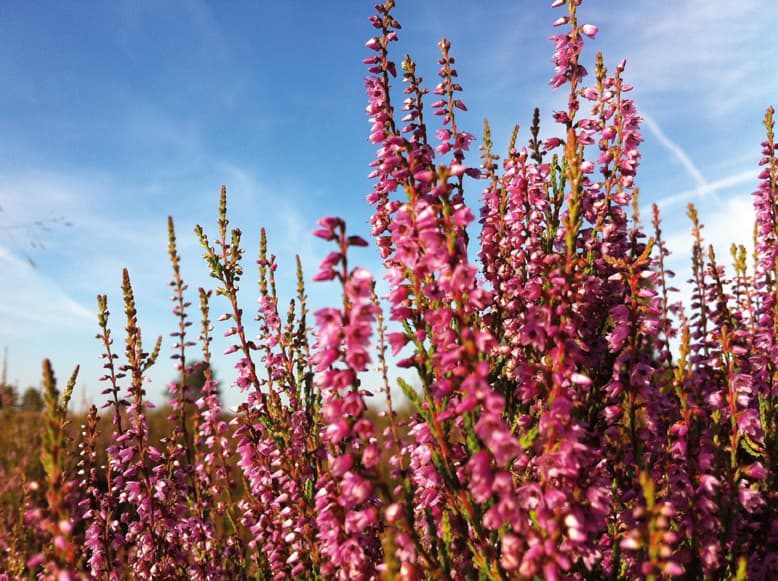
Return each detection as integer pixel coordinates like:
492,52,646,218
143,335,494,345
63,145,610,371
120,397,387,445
1,0,777,579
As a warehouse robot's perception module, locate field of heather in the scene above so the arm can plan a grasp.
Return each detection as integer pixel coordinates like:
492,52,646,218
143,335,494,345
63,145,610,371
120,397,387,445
1,0,776,579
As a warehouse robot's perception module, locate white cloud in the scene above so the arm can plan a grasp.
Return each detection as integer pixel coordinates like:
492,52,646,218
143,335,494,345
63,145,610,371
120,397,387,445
0,244,94,327
663,193,756,276
588,0,776,117
650,169,756,213
0,160,333,409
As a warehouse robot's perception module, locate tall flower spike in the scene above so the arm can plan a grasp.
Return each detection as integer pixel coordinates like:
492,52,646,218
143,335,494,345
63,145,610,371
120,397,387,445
312,217,383,580
365,1,403,261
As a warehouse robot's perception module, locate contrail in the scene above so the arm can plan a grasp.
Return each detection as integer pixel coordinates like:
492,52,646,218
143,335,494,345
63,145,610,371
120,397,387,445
651,170,755,211
641,112,709,195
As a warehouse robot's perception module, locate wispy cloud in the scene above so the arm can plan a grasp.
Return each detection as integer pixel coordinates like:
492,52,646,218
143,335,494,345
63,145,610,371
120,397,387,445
641,113,707,191
0,244,93,326
589,0,776,117
0,239,97,395
638,112,758,214
651,170,756,212
115,0,228,62
0,159,332,408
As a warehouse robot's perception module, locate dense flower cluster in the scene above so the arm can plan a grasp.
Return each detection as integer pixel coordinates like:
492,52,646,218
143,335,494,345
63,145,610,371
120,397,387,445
0,0,776,579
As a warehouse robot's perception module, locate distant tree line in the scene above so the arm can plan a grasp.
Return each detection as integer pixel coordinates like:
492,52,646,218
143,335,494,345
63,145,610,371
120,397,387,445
0,348,44,412
0,383,45,412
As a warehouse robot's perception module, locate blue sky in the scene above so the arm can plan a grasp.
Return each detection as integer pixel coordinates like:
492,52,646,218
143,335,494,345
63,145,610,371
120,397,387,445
1,1,775,410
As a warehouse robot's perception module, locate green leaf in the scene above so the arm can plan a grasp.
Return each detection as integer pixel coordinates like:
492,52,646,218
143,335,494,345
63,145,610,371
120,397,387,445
519,424,540,450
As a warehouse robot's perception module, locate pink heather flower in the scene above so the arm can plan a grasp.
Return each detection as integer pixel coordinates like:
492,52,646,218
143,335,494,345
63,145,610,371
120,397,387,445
454,131,475,150
347,235,369,247
330,454,355,478
318,216,345,230
385,503,402,524
324,420,351,445
500,534,523,571
664,561,684,576
570,372,592,385
467,451,495,503
386,331,408,355
739,486,766,514
340,472,374,507
742,462,768,480
580,24,599,38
